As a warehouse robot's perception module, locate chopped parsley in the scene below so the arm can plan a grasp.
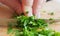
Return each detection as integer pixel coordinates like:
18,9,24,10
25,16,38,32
48,12,54,15
8,15,60,36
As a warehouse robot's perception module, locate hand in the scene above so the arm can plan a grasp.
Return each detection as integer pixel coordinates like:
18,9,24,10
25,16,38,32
0,0,23,18
0,3,14,18
0,0,22,15
0,0,46,19
22,0,46,18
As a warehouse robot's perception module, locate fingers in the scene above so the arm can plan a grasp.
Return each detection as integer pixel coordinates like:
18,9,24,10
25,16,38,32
0,0,22,15
0,0,46,18
33,0,46,19
22,0,34,16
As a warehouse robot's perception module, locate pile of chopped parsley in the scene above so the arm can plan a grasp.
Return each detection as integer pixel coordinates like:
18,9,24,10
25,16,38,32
7,16,60,36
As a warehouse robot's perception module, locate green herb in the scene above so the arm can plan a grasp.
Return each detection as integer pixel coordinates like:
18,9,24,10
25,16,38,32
50,12,54,15
8,15,60,36
42,10,46,13
7,23,13,34
49,18,54,21
54,32,60,36
26,11,29,14
49,18,55,24
48,12,54,15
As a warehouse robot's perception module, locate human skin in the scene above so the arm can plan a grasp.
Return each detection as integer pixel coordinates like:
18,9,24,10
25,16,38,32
0,0,33,17
33,0,46,18
0,0,22,15
0,3,15,18
22,0,46,18
0,0,46,18
22,0,34,16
